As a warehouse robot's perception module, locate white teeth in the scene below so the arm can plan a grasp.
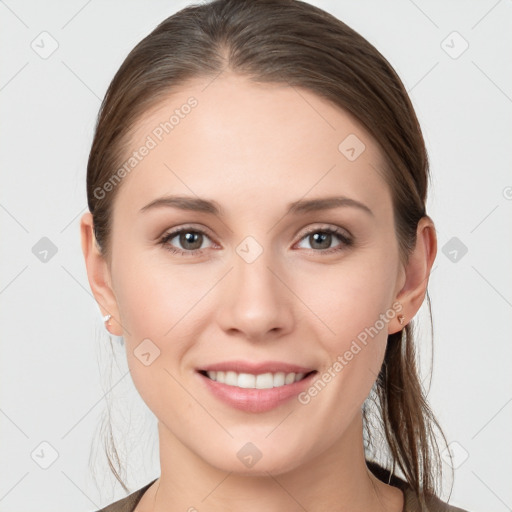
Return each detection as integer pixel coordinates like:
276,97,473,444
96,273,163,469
238,373,256,388
285,372,296,385
273,372,285,387
224,371,238,386
205,370,307,389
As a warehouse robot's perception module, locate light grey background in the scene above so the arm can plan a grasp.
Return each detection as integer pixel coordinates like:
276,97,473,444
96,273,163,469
1,1,511,511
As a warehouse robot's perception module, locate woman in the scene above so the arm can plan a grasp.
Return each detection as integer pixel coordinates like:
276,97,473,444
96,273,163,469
80,0,469,510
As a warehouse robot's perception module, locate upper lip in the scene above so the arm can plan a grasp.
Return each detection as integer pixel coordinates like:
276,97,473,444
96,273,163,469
198,360,316,375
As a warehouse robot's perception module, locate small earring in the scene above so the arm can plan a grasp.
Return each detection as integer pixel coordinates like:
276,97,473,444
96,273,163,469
397,314,405,326
103,314,112,325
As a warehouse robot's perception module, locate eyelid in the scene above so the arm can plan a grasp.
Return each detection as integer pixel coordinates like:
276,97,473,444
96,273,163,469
159,222,353,255
295,223,352,241
159,224,218,251
161,222,352,242
159,222,214,237
292,224,353,255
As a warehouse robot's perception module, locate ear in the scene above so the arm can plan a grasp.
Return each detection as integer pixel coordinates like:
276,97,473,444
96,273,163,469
389,216,437,334
80,212,123,336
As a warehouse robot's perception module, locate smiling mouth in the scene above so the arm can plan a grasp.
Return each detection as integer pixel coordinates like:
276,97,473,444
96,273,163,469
198,369,317,390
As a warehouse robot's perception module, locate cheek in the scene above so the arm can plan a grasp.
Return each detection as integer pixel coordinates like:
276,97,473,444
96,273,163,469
111,253,216,391
115,276,168,343
299,249,398,397
298,264,395,426
112,249,206,341
113,259,203,416
303,254,397,341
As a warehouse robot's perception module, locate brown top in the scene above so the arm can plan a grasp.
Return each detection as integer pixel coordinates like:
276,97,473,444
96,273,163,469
96,464,470,512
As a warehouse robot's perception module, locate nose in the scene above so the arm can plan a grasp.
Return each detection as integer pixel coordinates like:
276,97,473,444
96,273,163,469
216,246,295,342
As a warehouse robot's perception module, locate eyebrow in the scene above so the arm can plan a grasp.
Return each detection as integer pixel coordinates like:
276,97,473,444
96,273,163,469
140,195,374,217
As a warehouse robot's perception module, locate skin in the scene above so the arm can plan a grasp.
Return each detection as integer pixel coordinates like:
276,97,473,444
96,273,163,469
81,72,436,512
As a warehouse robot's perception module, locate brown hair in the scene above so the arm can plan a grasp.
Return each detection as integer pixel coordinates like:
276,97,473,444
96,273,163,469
87,0,452,508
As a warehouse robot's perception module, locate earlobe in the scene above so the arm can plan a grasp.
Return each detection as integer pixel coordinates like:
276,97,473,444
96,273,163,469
390,216,437,334
80,212,123,336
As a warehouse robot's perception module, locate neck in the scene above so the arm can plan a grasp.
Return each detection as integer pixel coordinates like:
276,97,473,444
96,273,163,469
139,413,403,512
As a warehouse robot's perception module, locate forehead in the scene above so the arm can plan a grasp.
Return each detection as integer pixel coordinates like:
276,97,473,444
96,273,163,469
116,73,391,217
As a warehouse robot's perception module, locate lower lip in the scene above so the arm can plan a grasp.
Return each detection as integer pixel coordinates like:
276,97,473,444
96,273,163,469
196,371,317,413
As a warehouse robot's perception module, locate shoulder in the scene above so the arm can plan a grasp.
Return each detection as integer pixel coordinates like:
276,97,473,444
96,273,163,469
403,486,470,512
95,479,157,512
366,460,470,512
94,473,472,512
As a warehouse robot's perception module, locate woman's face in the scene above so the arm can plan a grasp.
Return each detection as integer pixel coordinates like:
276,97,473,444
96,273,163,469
96,73,408,475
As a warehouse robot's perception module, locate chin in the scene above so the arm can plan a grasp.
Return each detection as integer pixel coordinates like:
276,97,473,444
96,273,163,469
207,449,303,477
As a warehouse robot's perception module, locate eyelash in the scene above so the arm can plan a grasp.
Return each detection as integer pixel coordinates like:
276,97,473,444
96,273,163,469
159,225,353,257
